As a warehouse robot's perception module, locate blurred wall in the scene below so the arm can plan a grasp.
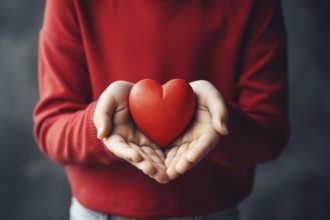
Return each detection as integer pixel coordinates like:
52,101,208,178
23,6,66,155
0,1,71,219
0,1,329,220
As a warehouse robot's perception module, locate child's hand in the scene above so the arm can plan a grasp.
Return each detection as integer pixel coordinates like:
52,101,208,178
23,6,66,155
93,81,169,184
165,80,229,180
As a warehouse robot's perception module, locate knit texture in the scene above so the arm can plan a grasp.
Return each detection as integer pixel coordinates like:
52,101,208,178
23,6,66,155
34,0,290,218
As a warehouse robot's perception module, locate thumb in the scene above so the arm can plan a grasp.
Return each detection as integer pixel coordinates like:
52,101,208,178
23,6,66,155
206,90,229,136
94,81,134,139
94,92,117,139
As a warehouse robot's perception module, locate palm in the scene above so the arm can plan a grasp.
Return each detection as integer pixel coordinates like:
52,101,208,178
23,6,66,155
95,82,169,184
95,80,227,183
165,80,228,180
165,106,220,180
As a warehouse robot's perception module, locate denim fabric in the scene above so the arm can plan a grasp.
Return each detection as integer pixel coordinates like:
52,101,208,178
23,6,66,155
70,197,239,220
70,198,108,220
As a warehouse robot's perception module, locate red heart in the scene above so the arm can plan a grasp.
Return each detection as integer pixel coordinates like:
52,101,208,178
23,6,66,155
129,79,196,147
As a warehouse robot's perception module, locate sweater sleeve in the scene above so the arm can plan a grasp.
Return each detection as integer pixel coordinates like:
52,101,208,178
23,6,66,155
33,0,119,165
208,0,291,166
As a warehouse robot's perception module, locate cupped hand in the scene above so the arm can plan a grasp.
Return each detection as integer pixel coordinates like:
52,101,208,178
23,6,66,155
93,81,169,184
165,80,229,180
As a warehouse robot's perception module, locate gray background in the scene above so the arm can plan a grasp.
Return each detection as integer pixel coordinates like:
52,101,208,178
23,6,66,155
0,1,329,219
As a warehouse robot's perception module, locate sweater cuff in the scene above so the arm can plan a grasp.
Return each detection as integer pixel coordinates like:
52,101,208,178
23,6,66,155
85,101,121,164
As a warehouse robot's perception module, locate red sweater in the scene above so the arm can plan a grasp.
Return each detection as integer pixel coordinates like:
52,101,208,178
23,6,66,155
34,0,290,218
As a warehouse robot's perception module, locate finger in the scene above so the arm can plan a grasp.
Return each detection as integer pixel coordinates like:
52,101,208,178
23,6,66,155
139,146,166,170
167,144,187,169
175,155,194,175
129,153,169,184
94,93,116,139
137,134,166,163
186,133,220,163
130,144,169,183
154,147,166,162
94,81,133,139
166,144,189,180
128,145,157,176
166,163,180,181
175,141,190,157
165,149,180,180
191,80,229,135
130,159,157,176
154,173,170,184
164,146,179,167
206,90,229,136
105,135,142,162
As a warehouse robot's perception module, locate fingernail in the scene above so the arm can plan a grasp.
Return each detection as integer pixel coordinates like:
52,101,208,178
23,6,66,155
221,122,229,135
97,125,103,139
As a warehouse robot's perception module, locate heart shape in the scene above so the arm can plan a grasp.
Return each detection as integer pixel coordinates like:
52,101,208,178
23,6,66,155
129,79,196,147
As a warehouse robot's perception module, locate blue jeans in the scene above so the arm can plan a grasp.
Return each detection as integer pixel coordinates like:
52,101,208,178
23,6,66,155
70,198,240,220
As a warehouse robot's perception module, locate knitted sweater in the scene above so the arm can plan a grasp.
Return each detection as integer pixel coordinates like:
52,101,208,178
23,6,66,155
34,0,290,218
